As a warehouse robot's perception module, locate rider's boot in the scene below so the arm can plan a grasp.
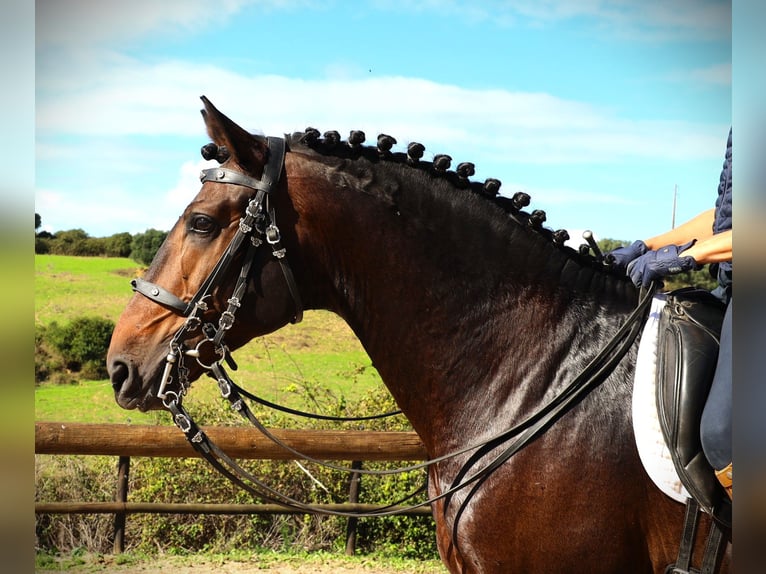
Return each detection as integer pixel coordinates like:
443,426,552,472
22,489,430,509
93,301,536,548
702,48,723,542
715,462,732,500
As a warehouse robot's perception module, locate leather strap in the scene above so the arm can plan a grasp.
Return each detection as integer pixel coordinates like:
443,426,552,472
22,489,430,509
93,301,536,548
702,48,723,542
665,497,728,574
200,167,271,191
132,277,190,315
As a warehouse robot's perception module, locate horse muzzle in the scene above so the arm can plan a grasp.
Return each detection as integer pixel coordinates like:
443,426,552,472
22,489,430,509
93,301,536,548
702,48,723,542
108,355,166,411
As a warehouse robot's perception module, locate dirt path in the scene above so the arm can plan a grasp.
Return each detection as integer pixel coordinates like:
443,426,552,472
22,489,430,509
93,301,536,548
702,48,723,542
36,553,446,573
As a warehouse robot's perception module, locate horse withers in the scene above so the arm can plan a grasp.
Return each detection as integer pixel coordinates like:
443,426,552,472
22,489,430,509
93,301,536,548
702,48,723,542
108,97,730,573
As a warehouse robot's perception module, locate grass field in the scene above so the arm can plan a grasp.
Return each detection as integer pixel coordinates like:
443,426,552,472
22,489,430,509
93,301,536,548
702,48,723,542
34,255,142,326
34,255,385,423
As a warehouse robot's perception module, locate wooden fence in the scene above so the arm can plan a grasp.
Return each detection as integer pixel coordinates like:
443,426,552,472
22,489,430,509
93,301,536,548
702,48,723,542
35,422,430,554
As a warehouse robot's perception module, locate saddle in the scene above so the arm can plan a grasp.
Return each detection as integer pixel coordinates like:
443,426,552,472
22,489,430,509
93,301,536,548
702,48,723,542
655,287,730,530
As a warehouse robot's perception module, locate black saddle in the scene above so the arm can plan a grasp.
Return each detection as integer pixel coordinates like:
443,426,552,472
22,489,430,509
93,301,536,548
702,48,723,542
656,287,731,530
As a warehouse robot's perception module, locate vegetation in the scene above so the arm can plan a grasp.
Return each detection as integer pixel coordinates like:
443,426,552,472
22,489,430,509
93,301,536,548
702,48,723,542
129,228,169,266
35,212,166,264
35,549,446,573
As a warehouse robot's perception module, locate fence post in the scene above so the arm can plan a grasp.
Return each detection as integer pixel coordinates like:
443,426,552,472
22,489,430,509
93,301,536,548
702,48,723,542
345,460,363,556
113,455,130,553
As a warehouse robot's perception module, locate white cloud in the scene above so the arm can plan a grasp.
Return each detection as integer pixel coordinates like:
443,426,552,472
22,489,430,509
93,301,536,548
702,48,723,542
36,0,260,49
36,58,727,167
689,63,732,86
376,0,731,41
34,0,729,241
165,158,218,214
35,187,160,236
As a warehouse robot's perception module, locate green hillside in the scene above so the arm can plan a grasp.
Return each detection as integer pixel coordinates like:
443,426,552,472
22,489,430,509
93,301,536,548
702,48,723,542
35,255,384,423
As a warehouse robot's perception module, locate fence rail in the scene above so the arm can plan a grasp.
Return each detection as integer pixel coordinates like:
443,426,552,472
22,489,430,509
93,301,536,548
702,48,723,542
35,421,427,460
35,422,431,554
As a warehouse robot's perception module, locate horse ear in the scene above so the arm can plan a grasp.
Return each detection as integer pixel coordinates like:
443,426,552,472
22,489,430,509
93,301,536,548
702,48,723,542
199,95,267,167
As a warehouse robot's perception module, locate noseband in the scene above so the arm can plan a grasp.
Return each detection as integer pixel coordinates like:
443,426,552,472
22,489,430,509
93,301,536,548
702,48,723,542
131,136,303,405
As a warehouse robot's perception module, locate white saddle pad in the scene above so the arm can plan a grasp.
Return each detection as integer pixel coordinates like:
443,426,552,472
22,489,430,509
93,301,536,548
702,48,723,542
632,294,689,503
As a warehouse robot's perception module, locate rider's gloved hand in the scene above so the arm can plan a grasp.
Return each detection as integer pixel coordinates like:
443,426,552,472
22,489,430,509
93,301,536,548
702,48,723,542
604,240,648,274
626,241,700,288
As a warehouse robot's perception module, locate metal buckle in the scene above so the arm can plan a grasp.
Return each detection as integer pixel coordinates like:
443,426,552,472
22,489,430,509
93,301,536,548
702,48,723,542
266,224,281,244
173,411,192,433
217,377,231,399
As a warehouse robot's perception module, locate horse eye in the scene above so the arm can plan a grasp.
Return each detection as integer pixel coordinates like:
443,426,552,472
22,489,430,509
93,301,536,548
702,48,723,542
189,214,217,235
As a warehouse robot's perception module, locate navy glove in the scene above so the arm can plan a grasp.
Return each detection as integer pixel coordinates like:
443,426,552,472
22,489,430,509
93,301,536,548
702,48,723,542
626,241,699,288
605,240,648,273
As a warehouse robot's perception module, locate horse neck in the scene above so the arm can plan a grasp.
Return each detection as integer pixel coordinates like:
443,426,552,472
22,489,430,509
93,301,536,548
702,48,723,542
286,152,638,451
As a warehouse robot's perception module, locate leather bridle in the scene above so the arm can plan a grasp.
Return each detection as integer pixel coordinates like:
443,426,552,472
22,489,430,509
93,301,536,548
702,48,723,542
131,136,303,407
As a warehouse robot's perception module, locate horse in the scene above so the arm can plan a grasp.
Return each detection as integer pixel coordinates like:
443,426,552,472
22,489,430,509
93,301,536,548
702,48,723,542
107,96,730,573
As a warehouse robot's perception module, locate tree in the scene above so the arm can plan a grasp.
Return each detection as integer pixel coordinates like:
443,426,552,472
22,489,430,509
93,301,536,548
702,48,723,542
130,229,168,266
35,212,42,232
49,229,90,255
104,232,133,257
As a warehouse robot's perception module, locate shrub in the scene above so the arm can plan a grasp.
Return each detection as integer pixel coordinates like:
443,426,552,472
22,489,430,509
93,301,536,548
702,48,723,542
35,324,74,385
35,235,51,254
130,229,168,266
44,317,114,380
104,232,133,258
35,455,116,553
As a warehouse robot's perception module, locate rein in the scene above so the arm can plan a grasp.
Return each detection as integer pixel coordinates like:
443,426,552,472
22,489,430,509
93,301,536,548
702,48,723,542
132,136,655,518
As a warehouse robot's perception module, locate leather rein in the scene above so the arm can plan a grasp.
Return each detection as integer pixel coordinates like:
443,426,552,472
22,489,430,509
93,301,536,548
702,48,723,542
131,136,654,518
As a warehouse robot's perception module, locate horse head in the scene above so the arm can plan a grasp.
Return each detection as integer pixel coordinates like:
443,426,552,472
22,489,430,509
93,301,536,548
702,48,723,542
108,97,303,411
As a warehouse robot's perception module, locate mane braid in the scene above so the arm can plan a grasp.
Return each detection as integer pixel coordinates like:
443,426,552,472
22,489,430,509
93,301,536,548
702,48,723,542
273,129,632,281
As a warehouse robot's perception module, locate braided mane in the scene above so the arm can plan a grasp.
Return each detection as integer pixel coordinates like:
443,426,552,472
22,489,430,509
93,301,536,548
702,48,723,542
202,129,628,279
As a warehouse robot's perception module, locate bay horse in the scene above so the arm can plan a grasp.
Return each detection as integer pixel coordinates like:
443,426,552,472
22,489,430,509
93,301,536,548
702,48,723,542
107,97,730,573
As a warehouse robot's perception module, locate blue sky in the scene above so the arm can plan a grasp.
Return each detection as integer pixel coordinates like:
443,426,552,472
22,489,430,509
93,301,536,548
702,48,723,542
35,0,731,243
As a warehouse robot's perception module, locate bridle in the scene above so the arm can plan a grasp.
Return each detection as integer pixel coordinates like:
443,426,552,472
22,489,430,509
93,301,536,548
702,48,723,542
129,134,655,519
131,136,303,407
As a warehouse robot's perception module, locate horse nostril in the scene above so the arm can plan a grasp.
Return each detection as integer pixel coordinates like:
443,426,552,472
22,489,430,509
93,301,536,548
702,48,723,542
109,359,130,391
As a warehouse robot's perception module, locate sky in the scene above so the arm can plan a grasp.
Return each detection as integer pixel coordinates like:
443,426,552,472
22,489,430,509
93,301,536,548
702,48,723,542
34,0,732,243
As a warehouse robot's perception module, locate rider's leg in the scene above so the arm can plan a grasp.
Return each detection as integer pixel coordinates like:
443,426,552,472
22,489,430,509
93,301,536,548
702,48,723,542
701,300,733,499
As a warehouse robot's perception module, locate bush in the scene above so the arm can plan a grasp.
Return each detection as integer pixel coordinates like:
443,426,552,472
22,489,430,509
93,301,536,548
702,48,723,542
104,232,133,258
130,229,168,266
47,229,93,256
35,455,116,554
43,317,115,380
35,324,74,385
35,229,146,257
35,235,51,254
